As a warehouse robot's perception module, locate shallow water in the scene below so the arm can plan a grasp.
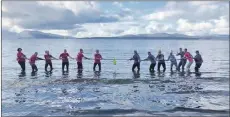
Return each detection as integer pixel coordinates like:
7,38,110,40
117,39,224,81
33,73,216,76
2,39,229,116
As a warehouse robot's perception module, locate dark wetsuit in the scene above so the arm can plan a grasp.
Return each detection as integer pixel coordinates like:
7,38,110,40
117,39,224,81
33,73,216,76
156,54,166,72
44,54,53,72
194,54,203,72
146,54,156,72
177,51,187,71
17,52,26,72
131,54,141,72
60,53,70,72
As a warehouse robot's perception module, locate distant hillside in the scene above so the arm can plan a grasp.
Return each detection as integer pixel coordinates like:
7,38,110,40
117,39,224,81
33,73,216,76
2,30,229,40
197,35,229,40
18,30,76,39
76,33,199,40
77,33,229,40
2,29,18,39
119,33,199,39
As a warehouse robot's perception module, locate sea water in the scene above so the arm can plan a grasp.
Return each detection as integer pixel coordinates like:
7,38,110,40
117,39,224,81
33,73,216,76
2,38,229,116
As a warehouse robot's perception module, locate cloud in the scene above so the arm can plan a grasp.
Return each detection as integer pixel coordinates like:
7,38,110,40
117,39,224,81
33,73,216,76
2,1,119,30
113,2,123,7
37,1,99,15
176,15,229,36
176,19,214,35
2,1,229,38
143,1,228,22
71,21,142,38
210,16,229,34
143,10,183,20
40,30,70,36
145,21,174,33
142,1,229,36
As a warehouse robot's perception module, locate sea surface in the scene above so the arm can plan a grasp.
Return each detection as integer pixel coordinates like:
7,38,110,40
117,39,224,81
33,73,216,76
2,38,229,116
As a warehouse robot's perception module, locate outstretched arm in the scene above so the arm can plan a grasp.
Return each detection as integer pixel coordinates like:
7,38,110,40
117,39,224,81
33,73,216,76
59,55,62,60
52,56,58,60
142,57,149,61
23,55,28,59
156,55,159,61
69,55,74,59
84,56,90,60
37,57,44,60
176,52,180,56
167,55,170,61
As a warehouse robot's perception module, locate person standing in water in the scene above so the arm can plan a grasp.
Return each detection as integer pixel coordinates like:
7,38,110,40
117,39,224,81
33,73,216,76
44,50,58,72
17,48,28,72
156,50,166,72
143,51,156,72
59,49,73,72
193,50,203,72
76,49,90,70
29,52,44,72
184,48,193,71
93,50,102,71
167,51,177,71
177,48,187,72
129,50,141,72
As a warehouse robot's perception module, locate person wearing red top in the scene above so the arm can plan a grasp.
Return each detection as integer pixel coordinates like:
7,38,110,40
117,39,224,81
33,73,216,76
59,49,73,72
17,48,28,72
93,50,102,71
76,49,90,70
183,48,193,71
29,52,44,72
44,50,58,72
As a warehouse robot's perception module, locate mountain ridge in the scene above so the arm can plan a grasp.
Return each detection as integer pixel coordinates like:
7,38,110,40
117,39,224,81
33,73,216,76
2,30,229,40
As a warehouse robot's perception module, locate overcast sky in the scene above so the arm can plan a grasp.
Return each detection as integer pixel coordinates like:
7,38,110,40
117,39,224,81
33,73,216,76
2,1,229,38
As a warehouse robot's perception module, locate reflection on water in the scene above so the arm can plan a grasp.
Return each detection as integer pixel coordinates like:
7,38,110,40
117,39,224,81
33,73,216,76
149,72,155,78
132,71,140,79
157,72,165,77
45,71,52,78
2,39,229,116
77,70,83,79
93,71,101,79
18,71,26,78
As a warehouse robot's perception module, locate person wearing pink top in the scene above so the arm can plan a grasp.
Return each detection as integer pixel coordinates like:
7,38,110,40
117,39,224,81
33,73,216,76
59,49,74,72
183,48,193,71
44,50,58,72
76,49,90,70
93,50,102,71
17,48,28,72
29,52,44,72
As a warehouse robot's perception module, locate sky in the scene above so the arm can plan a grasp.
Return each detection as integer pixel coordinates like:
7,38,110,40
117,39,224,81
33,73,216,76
2,1,229,38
